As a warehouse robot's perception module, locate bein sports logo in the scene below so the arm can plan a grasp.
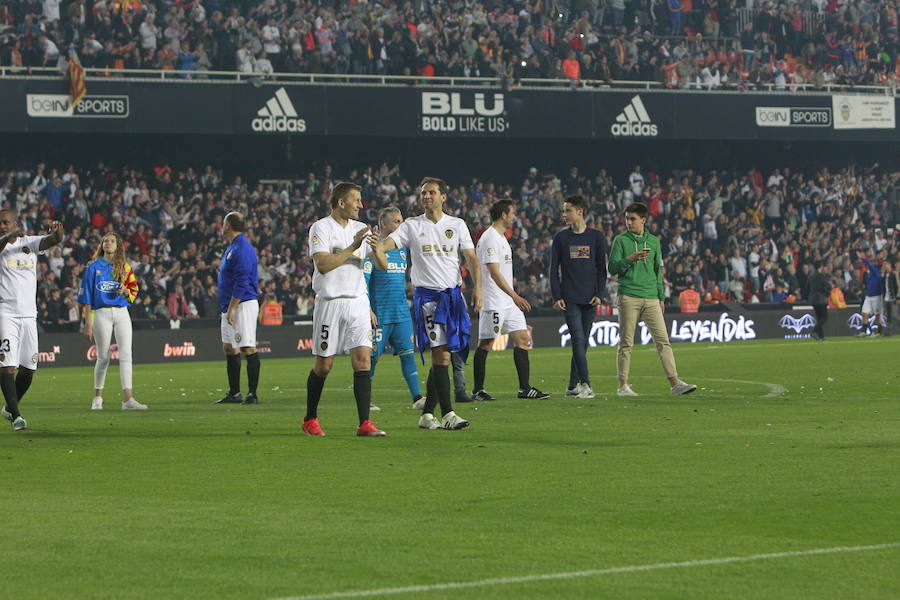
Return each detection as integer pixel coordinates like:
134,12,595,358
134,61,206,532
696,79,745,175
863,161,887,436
778,314,816,334
27,94,129,118
558,312,756,347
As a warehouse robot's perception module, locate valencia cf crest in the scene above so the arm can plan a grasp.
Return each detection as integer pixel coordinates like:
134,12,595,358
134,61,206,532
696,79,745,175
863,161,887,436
444,229,454,239
320,341,328,351
235,333,242,343
429,332,437,341
0,354,5,363
493,326,500,333
23,247,30,254
31,353,38,365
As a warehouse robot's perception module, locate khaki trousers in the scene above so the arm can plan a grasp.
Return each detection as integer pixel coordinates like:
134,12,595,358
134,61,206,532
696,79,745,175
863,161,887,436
617,295,678,383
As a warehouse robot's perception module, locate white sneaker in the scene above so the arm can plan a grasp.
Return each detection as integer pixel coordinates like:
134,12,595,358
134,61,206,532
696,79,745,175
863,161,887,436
1,405,11,421
91,397,103,410
12,416,27,431
565,384,582,397
440,411,470,430
122,398,148,410
411,396,426,410
418,413,441,430
575,384,596,399
671,380,697,395
369,403,381,412
617,384,639,397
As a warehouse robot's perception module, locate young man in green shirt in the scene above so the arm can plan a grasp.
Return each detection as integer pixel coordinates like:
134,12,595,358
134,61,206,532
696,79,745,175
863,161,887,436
607,203,696,397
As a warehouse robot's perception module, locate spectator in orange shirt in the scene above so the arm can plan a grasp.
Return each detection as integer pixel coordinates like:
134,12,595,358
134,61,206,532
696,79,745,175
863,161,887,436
563,50,580,88
678,282,701,313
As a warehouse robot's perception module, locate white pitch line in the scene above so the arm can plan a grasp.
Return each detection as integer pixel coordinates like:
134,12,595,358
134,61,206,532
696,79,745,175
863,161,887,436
269,542,900,600
702,377,787,397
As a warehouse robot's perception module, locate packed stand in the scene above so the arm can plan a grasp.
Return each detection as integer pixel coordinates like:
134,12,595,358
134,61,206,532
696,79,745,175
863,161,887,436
1,0,899,90
0,158,897,330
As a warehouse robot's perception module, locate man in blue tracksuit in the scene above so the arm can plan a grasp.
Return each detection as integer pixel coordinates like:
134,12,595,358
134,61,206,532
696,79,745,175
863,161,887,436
859,256,885,336
215,212,261,404
549,195,607,399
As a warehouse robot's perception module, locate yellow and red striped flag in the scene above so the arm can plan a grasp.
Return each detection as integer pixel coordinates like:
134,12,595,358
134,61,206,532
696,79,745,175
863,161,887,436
69,47,86,108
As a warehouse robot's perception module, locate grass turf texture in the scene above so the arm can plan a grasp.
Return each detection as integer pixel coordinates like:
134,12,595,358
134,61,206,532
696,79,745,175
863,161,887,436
2,337,898,600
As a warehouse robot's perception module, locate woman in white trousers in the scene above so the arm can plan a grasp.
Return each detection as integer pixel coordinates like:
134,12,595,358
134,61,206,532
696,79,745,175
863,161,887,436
79,233,147,410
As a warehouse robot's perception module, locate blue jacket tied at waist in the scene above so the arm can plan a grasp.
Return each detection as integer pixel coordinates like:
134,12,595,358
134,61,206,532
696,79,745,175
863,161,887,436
412,286,471,363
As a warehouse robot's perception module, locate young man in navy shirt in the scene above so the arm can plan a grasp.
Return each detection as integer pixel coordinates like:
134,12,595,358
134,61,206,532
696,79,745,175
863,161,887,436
549,195,607,399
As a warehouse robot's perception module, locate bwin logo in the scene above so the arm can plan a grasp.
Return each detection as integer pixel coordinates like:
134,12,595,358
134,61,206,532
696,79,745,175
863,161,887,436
252,88,307,133
611,95,658,137
778,314,816,333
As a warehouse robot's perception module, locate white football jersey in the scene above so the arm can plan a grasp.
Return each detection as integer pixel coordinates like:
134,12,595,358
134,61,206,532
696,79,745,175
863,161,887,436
307,216,369,300
0,235,43,317
388,213,474,290
476,226,515,310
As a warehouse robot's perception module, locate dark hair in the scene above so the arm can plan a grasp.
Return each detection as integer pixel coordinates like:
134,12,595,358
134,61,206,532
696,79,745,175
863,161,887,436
564,195,587,213
330,181,362,208
419,176,448,196
490,199,514,222
224,211,246,232
624,203,649,218
0,209,18,219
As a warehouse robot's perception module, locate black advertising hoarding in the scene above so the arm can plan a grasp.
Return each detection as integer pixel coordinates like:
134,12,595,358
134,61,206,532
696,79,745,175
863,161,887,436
36,308,874,368
1,78,897,140
7,78,234,134
669,92,899,142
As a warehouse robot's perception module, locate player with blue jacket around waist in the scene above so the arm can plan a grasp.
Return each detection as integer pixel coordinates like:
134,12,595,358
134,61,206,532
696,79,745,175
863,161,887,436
364,206,424,410
215,212,262,405
79,232,147,411
371,177,482,431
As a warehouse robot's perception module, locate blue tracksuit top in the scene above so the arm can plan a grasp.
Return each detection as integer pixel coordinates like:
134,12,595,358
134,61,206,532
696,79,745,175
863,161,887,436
218,234,260,313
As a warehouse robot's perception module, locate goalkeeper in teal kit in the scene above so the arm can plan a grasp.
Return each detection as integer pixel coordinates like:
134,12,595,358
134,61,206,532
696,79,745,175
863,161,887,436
364,207,424,408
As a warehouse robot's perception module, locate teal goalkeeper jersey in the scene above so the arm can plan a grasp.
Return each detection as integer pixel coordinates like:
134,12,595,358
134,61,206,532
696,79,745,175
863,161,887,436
364,248,410,324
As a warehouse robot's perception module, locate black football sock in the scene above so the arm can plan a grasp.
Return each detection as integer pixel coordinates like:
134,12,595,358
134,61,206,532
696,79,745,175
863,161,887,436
15,369,34,404
245,353,261,395
423,368,438,414
226,353,241,395
433,364,453,417
305,370,326,420
353,370,371,424
473,347,488,393
513,347,530,390
1,372,20,419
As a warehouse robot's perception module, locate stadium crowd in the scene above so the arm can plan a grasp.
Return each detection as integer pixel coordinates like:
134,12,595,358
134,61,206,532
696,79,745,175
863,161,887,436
0,158,897,329
2,0,900,89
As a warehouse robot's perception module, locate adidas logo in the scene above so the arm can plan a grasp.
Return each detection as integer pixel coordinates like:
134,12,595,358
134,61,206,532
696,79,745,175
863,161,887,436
611,95,658,137
251,87,307,133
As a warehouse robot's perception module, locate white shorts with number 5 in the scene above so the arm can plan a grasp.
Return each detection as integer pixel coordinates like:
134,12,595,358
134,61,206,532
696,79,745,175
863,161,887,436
478,306,527,340
0,315,39,369
312,295,372,357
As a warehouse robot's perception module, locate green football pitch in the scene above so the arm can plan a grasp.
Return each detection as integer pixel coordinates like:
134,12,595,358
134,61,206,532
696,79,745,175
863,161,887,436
2,337,898,599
